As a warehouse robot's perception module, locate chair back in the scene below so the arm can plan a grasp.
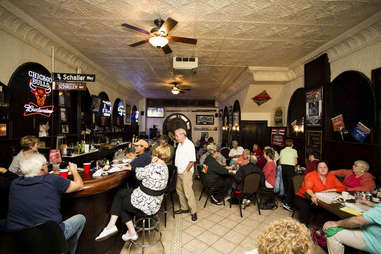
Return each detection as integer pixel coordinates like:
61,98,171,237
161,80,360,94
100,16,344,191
219,147,230,160
0,221,68,254
292,175,305,194
166,165,177,192
243,173,261,194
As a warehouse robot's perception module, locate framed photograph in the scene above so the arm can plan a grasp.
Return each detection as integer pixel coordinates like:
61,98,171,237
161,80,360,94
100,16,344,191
60,108,67,122
196,115,214,125
306,87,323,126
61,124,69,134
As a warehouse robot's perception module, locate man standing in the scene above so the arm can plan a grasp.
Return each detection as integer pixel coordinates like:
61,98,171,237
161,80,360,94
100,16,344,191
7,153,85,254
279,139,298,211
323,199,381,254
174,128,197,221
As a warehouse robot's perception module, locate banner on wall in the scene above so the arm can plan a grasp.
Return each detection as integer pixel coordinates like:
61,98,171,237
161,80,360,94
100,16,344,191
24,70,54,117
305,87,323,126
271,128,286,146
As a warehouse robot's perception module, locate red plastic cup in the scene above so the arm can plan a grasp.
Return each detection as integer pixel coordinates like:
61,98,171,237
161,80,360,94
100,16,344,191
59,169,68,179
83,163,91,175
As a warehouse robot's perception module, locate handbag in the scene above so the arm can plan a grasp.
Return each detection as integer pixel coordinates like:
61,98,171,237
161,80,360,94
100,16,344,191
311,225,327,248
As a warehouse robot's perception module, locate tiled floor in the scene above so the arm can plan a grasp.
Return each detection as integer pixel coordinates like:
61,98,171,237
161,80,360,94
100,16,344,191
118,179,327,254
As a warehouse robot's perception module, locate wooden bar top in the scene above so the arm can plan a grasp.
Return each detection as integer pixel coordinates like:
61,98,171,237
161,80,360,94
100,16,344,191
67,170,130,197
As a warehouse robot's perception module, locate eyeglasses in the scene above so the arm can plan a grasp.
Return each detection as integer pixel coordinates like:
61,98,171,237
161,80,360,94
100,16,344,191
134,144,144,147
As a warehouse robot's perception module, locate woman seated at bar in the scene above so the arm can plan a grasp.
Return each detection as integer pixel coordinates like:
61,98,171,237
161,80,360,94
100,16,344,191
330,160,376,192
203,144,230,205
294,160,345,225
9,135,39,176
263,148,276,189
233,149,250,168
95,145,170,242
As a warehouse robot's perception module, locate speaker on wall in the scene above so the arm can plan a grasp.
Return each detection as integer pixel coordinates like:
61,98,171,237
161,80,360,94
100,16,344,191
140,111,145,116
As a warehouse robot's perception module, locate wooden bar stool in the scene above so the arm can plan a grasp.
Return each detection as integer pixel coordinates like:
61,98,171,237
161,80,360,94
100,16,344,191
127,213,165,254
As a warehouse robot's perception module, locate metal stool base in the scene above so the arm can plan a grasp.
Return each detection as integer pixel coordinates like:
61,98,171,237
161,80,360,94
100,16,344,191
127,215,165,254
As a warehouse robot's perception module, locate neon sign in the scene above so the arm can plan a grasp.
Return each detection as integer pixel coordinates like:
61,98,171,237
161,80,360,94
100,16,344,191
101,100,111,116
24,71,54,117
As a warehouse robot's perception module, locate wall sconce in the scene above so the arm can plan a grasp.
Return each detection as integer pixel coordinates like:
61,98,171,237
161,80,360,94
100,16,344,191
293,124,304,134
222,125,229,131
232,125,240,131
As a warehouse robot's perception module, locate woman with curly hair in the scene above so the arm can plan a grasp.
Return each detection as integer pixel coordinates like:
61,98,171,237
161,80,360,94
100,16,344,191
246,218,312,254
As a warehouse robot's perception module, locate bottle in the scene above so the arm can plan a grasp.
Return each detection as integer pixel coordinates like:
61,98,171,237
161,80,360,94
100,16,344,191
81,140,85,153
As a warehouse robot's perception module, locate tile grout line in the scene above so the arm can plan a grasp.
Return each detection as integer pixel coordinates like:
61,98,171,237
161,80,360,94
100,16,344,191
171,213,182,254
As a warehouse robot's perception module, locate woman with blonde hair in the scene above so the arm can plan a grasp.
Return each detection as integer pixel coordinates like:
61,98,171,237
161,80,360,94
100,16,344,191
9,136,39,175
96,145,170,242
246,218,312,254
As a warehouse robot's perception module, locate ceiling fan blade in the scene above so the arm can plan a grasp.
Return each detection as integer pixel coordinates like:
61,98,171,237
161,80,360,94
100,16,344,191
168,36,197,45
121,23,150,35
162,45,172,54
160,17,178,35
128,39,149,47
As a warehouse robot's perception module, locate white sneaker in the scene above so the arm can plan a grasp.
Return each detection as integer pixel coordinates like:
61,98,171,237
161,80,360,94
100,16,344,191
122,231,138,241
95,225,118,241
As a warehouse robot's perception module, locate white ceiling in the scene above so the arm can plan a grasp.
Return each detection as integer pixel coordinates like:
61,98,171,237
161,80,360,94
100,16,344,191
11,0,381,99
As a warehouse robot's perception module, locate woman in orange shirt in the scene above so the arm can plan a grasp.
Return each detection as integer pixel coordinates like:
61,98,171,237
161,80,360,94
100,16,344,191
294,160,345,225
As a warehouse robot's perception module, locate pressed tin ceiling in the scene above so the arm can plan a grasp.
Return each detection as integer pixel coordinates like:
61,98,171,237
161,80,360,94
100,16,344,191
9,0,381,99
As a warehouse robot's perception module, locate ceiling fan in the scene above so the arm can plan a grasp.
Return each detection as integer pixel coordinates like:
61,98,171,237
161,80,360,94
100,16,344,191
168,81,191,95
121,17,197,54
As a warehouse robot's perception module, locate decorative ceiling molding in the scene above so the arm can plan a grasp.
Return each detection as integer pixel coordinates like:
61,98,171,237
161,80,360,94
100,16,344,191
0,1,140,99
248,66,296,83
217,68,253,103
291,10,381,68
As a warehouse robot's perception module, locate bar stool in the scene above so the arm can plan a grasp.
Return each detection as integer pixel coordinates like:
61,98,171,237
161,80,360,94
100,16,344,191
127,212,165,254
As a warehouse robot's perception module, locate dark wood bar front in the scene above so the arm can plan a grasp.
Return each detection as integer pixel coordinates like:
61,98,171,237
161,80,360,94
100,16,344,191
62,170,130,254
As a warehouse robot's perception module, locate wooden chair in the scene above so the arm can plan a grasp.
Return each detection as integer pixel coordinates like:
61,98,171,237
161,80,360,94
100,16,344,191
219,147,230,165
292,174,305,217
0,221,68,254
230,173,261,217
199,171,225,208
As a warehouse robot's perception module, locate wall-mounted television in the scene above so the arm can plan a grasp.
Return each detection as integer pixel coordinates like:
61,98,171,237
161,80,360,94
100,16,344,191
147,107,165,118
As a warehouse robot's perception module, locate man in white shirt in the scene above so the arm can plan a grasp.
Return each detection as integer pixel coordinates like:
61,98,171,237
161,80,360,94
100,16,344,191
174,128,197,221
228,140,244,165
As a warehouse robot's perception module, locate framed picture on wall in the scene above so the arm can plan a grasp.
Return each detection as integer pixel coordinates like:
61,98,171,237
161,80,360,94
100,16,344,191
196,115,214,125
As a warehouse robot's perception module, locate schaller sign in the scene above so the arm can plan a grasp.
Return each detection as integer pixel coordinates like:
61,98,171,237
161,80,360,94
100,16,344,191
52,73,96,82
24,71,54,117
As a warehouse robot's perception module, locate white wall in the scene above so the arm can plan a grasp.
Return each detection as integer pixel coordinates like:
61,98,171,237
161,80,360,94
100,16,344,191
330,41,381,80
0,29,141,113
146,107,220,144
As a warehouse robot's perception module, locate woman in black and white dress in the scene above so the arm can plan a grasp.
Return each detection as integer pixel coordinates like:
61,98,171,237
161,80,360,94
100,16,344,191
95,145,169,242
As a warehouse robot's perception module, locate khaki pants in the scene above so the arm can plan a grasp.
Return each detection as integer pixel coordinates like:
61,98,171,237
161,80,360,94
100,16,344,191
176,170,197,214
327,229,366,254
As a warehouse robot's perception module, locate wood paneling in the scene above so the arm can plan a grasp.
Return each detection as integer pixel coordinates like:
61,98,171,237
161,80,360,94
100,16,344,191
239,121,269,150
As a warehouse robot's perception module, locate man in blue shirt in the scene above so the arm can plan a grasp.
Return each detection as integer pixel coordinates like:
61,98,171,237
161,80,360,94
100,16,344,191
127,139,152,188
323,199,381,254
7,153,85,254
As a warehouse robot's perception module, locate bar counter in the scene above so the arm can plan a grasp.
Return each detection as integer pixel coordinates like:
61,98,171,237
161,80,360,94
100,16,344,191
62,170,130,254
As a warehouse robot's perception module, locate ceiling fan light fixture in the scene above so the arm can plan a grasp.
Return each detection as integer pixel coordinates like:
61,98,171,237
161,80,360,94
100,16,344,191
149,36,168,48
171,89,180,95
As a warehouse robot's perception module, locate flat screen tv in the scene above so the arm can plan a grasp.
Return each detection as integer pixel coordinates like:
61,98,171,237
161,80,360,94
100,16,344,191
147,107,165,118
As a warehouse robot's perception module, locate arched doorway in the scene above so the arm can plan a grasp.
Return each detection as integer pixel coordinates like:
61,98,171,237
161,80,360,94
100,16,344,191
162,113,192,140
